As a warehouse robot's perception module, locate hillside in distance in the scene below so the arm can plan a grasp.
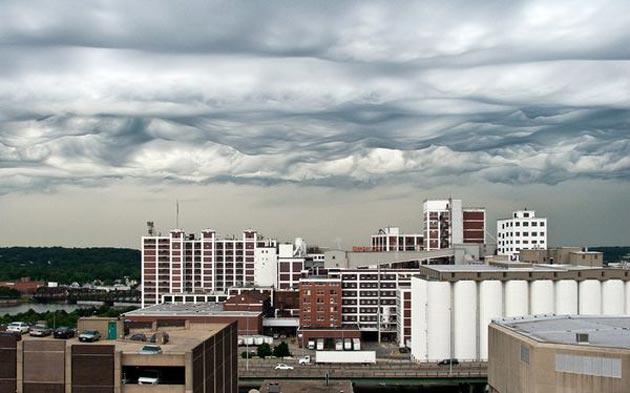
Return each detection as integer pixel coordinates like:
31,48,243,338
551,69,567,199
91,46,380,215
590,246,630,264
0,247,140,284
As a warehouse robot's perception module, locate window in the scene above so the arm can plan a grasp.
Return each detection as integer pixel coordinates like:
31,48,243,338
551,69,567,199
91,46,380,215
523,222,529,227
520,346,530,364
515,222,520,227
540,222,545,227
532,222,538,227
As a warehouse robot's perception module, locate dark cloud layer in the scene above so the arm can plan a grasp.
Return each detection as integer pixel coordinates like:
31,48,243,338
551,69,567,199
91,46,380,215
1,0,630,194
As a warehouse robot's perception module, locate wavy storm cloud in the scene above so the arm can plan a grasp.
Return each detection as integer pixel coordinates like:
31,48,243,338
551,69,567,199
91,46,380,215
1,0,630,194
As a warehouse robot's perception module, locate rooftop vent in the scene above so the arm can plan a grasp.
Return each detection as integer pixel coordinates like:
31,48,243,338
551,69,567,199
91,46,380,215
576,333,589,344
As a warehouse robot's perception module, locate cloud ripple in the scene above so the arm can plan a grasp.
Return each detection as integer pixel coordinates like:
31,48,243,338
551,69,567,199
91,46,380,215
1,0,630,194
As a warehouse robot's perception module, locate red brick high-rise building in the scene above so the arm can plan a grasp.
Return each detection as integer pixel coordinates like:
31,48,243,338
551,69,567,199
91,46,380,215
299,277,342,329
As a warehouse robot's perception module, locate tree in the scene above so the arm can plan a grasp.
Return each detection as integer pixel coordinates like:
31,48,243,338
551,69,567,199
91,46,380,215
273,341,291,358
257,342,272,358
0,287,20,299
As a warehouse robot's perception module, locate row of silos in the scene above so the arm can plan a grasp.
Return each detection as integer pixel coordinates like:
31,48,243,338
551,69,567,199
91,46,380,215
411,278,630,362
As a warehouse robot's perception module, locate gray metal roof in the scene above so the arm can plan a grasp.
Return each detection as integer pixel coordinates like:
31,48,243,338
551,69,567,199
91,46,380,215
124,302,261,317
496,315,630,349
424,263,597,273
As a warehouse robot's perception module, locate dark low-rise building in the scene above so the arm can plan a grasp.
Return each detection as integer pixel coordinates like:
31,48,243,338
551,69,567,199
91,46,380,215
124,303,262,335
489,315,630,393
0,321,237,393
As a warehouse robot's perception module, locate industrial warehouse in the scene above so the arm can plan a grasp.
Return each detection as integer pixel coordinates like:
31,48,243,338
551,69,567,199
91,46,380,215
489,315,630,393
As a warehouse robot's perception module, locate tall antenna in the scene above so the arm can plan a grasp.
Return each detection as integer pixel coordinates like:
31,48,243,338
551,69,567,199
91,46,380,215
176,199,180,229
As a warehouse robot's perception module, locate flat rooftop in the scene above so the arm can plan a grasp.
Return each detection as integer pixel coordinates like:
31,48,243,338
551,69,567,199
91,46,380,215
424,264,596,273
495,315,630,350
124,302,261,317
416,263,630,282
20,325,227,354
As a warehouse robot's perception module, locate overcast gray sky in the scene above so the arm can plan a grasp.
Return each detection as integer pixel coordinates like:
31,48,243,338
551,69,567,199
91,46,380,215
1,0,629,248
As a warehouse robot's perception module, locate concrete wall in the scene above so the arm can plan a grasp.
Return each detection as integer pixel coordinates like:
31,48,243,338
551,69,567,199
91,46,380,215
191,322,238,393
23,340,66,393
71,344,115,393
520,248,603,267
77,317,124,340
488,324,630,393
0,334,17,393
125,315,262,335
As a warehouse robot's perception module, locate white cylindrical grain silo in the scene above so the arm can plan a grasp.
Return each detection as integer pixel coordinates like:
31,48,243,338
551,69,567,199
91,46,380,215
579,279,602,315
453,280,477,361
504,280,528,317
602,279,624,315
530,280,554,315
554,280,578,315
479,280,503,360
426,281,451,361
410,277,428,362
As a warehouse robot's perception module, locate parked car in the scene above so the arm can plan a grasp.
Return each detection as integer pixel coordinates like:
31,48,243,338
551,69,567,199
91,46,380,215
139,345,162,355
130,333,147,342
6,322,30,334
29,324,53,337
274,363,294,370
149,332,169,344
0,331,22,341
78,330,101,342
54,327,75,339
138,369,161,385
298,356,311,365
438,358,459,366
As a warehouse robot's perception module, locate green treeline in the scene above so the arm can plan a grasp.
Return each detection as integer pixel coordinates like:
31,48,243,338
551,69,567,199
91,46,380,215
0,247,140,284
0,305,137,328
590,247,630,263
0,287,21,299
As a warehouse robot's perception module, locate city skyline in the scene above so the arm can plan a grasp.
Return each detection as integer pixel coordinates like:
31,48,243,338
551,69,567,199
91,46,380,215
1,1,629,248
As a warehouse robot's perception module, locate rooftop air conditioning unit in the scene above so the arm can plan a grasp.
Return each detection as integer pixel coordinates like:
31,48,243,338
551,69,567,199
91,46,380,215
576,333,589,344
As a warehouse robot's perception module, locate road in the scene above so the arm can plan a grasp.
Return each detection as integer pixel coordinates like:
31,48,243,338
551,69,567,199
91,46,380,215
239,358,487,380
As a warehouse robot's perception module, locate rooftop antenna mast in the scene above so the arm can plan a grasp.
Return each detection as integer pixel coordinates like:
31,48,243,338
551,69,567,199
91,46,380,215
176,199,180,229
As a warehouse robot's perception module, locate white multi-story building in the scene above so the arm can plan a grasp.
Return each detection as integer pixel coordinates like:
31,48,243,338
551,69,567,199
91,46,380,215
497,210,547,260
277,239,307,290
423,199,486,250
370,227,423,252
